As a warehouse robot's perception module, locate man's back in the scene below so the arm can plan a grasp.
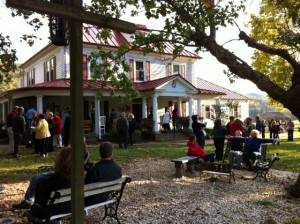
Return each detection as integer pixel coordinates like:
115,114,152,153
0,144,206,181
85,160,122,205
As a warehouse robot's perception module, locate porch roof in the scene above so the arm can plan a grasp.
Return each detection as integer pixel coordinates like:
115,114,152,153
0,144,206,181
2,76,225,97
196,77,250,100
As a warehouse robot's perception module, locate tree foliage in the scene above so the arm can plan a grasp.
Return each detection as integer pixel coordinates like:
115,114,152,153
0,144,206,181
0,34,17,84
249,0,300,105
3,0,300,120
89,0,299,119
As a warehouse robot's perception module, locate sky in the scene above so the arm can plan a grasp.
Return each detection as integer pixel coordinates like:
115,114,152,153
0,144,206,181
0,0,265,95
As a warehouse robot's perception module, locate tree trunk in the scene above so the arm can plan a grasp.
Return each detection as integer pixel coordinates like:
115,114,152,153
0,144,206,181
285,174,300,198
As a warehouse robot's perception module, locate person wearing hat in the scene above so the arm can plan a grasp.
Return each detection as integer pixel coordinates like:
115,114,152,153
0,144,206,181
116,112,129,148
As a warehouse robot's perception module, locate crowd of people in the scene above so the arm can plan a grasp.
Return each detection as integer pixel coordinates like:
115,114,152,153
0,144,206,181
189,115,285,171
6,105,67,158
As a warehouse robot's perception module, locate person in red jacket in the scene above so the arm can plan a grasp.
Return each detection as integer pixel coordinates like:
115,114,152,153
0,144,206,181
187,135,215,162
53,112,63,149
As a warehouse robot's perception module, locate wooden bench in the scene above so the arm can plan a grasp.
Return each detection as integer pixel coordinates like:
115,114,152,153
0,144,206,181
28,177,131,224
83,120,93,133
199,162,235,183
253,153,279,181
171,156,198,178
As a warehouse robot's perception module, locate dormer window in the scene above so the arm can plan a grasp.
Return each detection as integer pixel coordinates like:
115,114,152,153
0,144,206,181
173,64,181,75
135,61,144,81
168,63,186,78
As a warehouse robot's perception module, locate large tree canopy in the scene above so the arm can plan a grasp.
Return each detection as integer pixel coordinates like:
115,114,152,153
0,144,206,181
2,0,300,119
88,0,300,119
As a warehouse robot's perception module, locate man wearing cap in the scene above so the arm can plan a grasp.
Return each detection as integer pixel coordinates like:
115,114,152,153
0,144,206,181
6,106,19,155
116,112,129,148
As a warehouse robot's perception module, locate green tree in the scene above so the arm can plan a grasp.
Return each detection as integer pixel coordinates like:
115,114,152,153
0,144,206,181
249,0,300,106
85,0,300,119
3,0,300,120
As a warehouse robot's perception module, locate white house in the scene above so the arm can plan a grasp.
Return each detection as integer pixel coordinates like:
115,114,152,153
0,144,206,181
0,24,250,138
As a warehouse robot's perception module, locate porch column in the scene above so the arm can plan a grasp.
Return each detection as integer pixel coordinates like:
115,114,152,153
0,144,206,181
188,96,194,130
95,96,100,138
178,98,182,117
152,94,159,132
36,95,43,113
197,96,202,117
142,97,147,118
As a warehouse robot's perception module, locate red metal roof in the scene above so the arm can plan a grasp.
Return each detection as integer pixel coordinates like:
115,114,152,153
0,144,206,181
9,79,116,94
196,77,250,100
82,24,200,58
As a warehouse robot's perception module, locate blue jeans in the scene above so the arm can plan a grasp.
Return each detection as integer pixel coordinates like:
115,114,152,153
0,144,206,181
25,171,54,204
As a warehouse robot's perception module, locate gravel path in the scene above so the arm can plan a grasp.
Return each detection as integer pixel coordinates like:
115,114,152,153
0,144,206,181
1,158,299,224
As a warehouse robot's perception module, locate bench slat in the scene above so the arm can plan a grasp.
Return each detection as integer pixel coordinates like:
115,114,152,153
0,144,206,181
171,156,197,163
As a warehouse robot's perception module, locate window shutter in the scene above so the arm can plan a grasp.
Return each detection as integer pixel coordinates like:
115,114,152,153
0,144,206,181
168,63,172,76
181,65,186,78
26,72,29,86
129,59,134,80
33,68,35,85
83,54,88,80
53,57,57,80
146,61,150,81
44,62,47,82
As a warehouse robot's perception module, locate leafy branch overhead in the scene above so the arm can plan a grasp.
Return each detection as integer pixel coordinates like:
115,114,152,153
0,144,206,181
2,0,300,119
87,0,300,119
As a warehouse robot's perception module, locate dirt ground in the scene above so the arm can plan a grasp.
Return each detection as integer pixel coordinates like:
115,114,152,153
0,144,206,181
0,158,300,224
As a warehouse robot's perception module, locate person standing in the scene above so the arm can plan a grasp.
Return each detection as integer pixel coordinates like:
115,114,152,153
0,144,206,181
261,119,266,138
191,115,206,149
46,112,55,152
245,117,255,137
85,141,122,205
255,116,262,133
116,112,129,148
53,112,63,148
286,119,295,141
162,107,171,133
6,106,19,155
30,111,39,153
226,116,235,135
172,107,179,131
211,119,227,161
25,106,36,129
128,113,136,146
12,107,26,158
268,119,275,138
31,114,51,157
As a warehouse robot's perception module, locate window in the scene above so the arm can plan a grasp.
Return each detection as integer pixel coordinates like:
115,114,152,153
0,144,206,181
168,63,186,78
173,64,181,75
135,61,144,81
44,57,56,82
27,68,35,86
205,105,211,119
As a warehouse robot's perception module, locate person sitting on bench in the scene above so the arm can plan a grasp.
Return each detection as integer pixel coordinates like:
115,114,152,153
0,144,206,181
228,130,244,168
12,140,92,210
228,129,278,171
187,135,215,163
85,141,122,205
30,147,72,219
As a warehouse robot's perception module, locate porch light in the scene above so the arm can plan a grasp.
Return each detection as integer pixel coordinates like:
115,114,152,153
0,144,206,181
49,0,68,46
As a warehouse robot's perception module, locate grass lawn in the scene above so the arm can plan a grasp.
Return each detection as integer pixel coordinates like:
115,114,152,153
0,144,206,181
0,130,299,183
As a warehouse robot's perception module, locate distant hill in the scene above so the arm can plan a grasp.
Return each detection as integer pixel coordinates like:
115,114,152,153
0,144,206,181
246,93,274,117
